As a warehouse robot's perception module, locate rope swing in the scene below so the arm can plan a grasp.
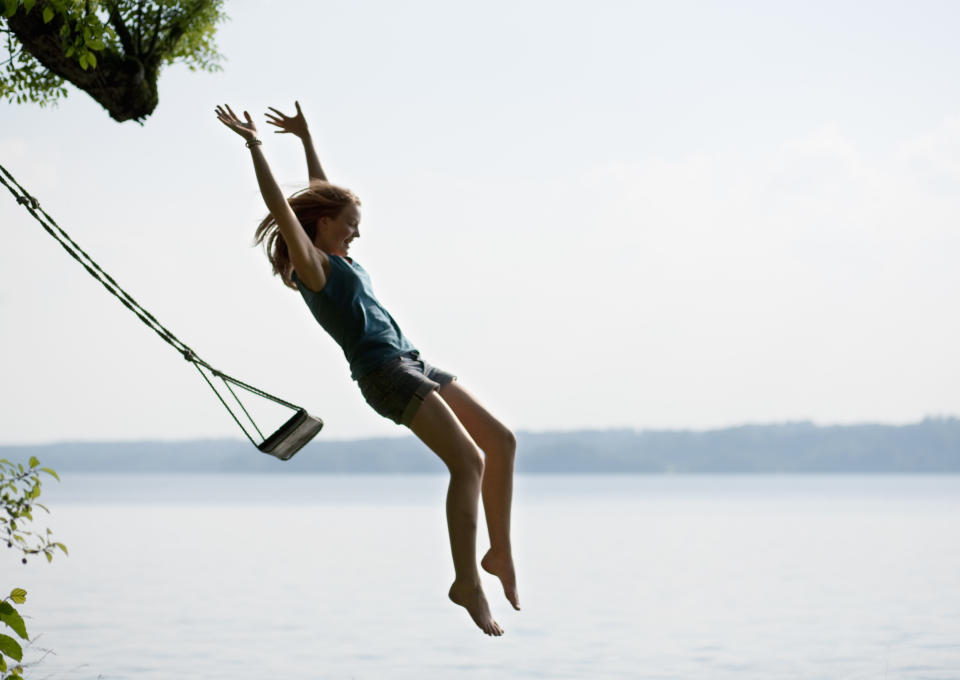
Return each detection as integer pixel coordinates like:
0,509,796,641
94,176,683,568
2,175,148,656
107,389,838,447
1,161,322,460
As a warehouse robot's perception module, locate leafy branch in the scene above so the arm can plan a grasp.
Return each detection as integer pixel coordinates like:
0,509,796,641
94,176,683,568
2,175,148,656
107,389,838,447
0,458,65,679
1,458,66,565
0,0,227,121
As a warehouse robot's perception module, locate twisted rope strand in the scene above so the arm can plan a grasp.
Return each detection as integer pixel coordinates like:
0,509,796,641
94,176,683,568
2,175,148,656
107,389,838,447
1,160,303,436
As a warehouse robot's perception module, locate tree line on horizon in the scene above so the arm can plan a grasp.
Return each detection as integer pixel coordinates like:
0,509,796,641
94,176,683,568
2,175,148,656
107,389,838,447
2,418,959,474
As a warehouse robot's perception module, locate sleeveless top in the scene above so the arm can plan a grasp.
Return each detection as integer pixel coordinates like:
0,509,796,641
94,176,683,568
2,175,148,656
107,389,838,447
292,255,417,380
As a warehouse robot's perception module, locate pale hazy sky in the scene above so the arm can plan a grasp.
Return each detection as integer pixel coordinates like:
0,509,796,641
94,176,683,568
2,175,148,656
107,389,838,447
2,0,959,443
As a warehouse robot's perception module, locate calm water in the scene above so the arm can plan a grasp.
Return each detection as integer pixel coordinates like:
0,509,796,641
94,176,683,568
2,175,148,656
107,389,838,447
10,474,960,679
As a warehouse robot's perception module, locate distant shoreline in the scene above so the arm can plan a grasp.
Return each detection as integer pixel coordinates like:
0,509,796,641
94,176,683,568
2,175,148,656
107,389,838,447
3,418,959,474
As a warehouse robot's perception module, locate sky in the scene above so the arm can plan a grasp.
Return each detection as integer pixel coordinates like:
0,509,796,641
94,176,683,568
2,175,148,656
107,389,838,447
2,0,959,443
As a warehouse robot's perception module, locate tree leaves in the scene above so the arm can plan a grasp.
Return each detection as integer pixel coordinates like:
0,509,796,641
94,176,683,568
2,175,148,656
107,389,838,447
0,459,67,564
0,602,28,641
2,0,228,121
1,458,62,672
0,633,22,662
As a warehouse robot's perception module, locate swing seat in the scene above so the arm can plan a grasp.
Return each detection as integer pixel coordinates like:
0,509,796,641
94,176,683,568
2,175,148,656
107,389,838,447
257,409,324,460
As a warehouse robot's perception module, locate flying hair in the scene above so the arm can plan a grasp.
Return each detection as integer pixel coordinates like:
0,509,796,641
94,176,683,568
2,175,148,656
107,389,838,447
253,180,361,289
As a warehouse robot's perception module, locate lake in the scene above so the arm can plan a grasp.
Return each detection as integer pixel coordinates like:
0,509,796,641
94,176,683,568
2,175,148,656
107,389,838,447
10,474,960,679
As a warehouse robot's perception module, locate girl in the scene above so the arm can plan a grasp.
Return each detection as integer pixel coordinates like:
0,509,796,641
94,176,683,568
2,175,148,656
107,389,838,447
215,102,519,636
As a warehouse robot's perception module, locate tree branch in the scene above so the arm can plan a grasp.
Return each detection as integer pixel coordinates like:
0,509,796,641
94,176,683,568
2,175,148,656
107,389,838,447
8,1,158,121
107,2,136,55
5,0,225,122
145,3,163,58
135,0,143,54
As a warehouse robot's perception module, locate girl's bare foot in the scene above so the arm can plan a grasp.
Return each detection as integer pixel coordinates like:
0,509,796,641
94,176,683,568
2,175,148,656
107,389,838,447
481,549,520,610
448,580,503,636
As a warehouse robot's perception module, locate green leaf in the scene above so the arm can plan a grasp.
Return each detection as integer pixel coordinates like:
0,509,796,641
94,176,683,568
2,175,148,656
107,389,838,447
1,2,17,20
83,27,97,47
23,0,36,14
44,551,52,563
27,458,38,470
0,654,5,672
55,543,68,556
0,634,22,662
0,604,28,641
42,5,54,24
39,468,59,482
8,590,25,605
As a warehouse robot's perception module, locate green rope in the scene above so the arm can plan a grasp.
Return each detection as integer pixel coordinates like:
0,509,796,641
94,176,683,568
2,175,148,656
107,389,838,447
1,160,303,442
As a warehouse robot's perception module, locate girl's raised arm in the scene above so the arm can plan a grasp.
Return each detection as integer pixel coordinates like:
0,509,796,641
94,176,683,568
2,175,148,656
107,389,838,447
264,101,327,183
215,104,327,291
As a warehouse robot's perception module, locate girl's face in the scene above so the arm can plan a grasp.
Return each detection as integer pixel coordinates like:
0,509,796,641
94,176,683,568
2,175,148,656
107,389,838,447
315,203,360,257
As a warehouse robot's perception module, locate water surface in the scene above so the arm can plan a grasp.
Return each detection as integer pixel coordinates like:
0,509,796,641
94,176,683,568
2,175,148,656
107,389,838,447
13,474,960,679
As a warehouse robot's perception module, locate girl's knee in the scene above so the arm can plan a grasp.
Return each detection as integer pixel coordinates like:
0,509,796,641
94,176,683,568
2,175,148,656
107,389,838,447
501,427,517,456
451,447,485,479
487,425,516,461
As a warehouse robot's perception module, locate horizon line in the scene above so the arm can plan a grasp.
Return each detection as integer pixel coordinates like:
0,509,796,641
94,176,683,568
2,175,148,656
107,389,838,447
2,415,957,448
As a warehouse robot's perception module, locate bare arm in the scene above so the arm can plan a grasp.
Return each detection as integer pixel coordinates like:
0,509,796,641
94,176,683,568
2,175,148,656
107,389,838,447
264,101,327,182
215,104,327,290
300,131,327,183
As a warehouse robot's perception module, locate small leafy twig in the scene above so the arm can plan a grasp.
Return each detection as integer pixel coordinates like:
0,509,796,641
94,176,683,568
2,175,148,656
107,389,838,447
1,457,66,679
1,459,65,566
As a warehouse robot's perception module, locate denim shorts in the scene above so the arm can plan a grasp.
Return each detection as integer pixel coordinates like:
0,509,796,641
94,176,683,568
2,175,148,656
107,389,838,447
356,353,456,425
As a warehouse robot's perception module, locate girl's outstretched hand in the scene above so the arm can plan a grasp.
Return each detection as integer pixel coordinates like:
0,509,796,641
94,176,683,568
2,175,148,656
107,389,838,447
215,104,259,142
264,101,309,138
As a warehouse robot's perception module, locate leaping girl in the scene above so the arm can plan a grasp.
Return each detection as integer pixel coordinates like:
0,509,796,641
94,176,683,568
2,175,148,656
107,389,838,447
216,102,519,636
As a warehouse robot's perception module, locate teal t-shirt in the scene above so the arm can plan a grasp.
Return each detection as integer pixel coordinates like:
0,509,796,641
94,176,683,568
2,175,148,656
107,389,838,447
292,256,417,379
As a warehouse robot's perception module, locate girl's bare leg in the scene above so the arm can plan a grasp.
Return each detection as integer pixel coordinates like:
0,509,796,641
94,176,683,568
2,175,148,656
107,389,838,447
408,390,504,636
438,382,520,610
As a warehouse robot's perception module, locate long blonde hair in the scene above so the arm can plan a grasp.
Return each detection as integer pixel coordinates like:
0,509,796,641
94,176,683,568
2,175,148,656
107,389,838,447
254,180,361,289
